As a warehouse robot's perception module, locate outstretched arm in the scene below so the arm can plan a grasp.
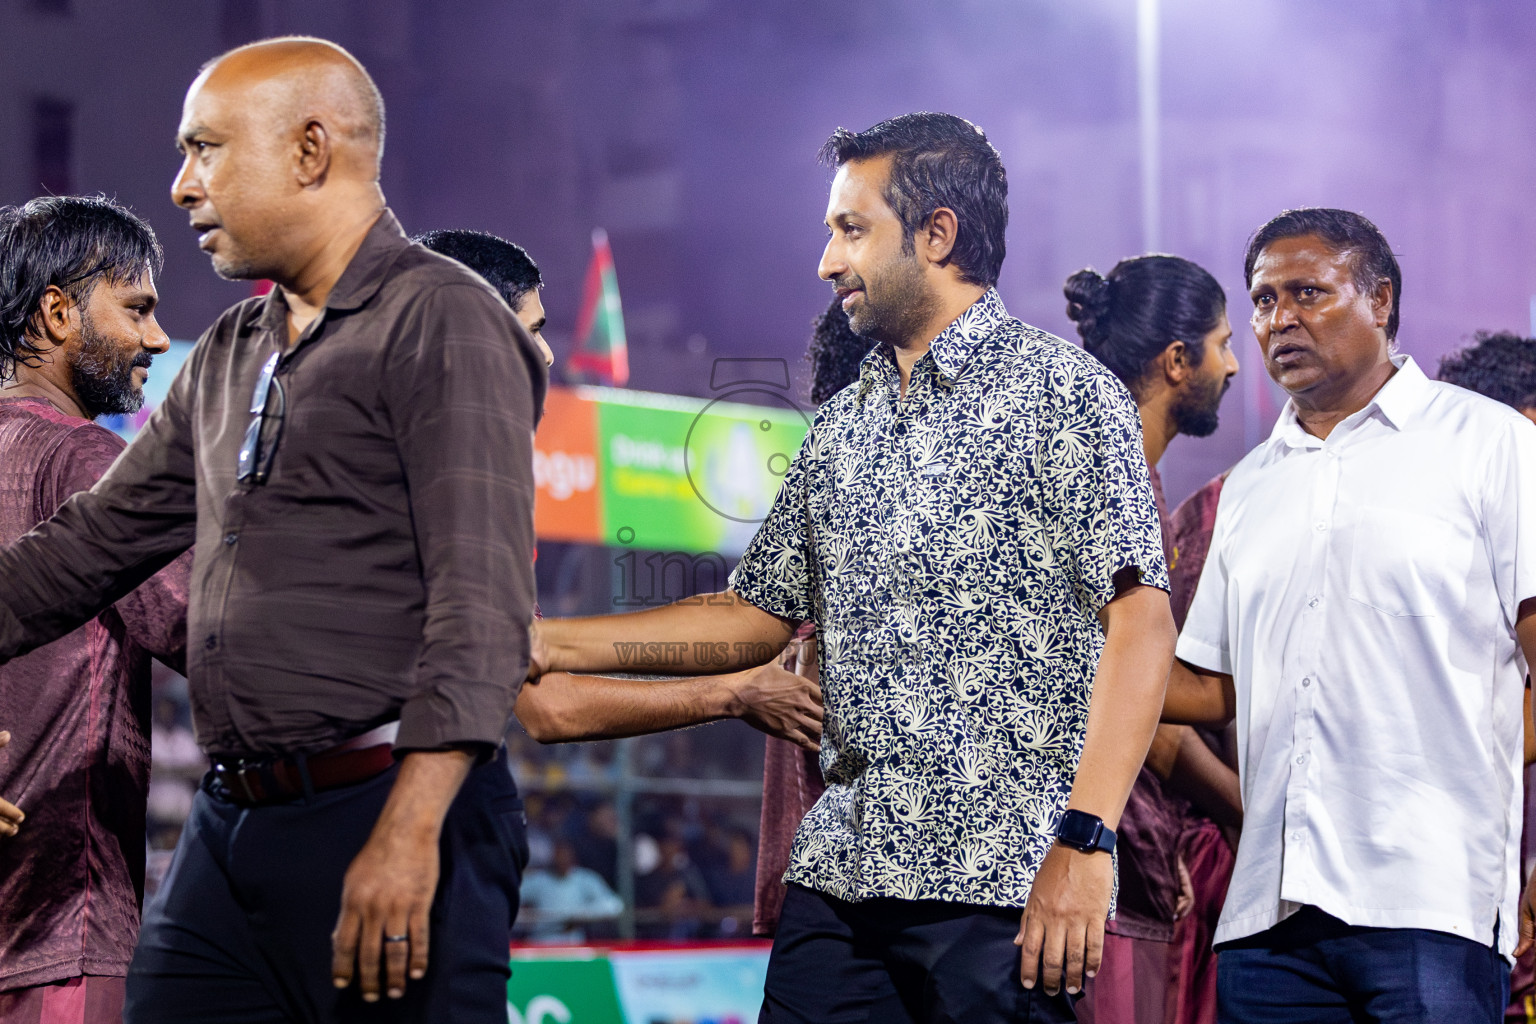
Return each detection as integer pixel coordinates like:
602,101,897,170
533,590,800,679
515,657,822,751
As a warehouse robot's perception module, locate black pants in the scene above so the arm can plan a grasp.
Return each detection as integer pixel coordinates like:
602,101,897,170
126,748,528,1024
761,883,1078,1023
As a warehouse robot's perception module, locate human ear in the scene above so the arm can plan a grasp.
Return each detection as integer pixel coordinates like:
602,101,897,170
1162,340,1191,385
295,119,332,188
1369,279,1393,329
921,207,959,266
34,285,74,347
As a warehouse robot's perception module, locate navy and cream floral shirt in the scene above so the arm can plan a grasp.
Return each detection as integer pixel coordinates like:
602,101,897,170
730,288,1168,907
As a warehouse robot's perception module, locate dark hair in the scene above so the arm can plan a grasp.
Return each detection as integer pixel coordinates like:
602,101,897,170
1064,255,1225,394
819,112,1008,287
1242,207,1402,341
806,298,874,405
413,229,542,311
1436,331,1536,411
0,195,163,382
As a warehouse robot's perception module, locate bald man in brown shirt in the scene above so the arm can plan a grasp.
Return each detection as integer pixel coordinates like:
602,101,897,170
0,39,538,1024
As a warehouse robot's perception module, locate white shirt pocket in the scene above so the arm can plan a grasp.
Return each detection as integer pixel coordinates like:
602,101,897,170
1347,507,1474,618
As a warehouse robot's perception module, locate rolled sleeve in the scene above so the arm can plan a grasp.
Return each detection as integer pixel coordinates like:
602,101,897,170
728,431,815,623
1038,359,1170,617
382,284,545,752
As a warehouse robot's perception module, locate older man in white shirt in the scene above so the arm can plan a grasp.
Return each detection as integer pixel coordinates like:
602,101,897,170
1162,207,1536,1023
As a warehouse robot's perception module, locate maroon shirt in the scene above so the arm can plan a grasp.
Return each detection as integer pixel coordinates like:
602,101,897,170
754,622,823,936
0,398,189,990
1105,462,1187,941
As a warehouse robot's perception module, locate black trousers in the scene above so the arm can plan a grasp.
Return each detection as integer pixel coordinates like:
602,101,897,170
761,883,1078,1023
126,748,528,1024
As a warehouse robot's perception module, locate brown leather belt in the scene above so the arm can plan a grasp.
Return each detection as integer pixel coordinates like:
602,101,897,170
210,722,399,807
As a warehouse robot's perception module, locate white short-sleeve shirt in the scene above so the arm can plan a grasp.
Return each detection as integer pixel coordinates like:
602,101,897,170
1177,356,1536,957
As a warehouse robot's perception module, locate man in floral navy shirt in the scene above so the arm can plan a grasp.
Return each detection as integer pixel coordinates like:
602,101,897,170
533,112,1176,1023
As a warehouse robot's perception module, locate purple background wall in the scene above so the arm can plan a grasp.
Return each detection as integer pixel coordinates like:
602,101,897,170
3,0,1534,505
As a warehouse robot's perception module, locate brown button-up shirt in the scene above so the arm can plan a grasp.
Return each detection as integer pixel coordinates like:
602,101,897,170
0,210,545,756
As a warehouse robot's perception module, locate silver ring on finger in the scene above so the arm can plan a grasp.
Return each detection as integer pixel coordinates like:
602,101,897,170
384,934,409,943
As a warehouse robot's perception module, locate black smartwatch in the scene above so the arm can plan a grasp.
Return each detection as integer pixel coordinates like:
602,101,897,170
1054,809,1116,854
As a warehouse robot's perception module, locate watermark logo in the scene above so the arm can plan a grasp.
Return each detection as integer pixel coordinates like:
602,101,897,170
681,357,809,526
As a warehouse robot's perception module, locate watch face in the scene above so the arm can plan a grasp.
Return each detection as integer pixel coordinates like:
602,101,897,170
1057,810,1103,850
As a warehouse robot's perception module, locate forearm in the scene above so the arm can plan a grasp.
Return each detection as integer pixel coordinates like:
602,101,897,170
1163,727,1243,827
1160,658,1235,726
1067,586,1176,829
370,750,474,842
539,590,797,676
516,670,739,742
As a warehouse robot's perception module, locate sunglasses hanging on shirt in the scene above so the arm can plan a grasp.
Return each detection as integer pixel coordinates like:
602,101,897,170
237,351,285,485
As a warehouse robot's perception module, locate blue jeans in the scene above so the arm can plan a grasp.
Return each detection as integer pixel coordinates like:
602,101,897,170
1217,905,1510,1023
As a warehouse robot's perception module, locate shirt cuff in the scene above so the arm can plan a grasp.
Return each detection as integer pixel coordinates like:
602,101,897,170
727,567,812,624
395,685,514,755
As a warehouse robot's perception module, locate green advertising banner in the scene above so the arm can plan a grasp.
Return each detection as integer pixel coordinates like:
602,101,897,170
507,955,625,1024
591,386,810,557
509,946,770,1024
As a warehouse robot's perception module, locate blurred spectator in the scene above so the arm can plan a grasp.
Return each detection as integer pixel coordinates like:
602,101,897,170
636,834,712,938
572,801,619,887
519,840,623,943
704,827,757,908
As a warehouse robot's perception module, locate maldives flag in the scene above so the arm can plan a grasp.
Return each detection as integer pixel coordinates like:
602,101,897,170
566,228,629,386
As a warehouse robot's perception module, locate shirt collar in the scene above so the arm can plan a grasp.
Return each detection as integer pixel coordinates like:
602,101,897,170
855,287,1009,404
250,208,410,339
1269,353,1427,449
930,287,1009,383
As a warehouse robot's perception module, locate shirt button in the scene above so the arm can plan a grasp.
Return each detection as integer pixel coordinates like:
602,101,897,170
1290,831,1304,842
1308,596,1320,609
204,634,218,650
224,533,238,546
1302,676,1313,688
1296,754,1307,765
1314,521,1329,532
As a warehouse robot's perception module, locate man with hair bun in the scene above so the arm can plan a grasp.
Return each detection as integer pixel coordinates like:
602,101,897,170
1163,208,1536,1022
1063,254,1240,1024
0,195,190,1024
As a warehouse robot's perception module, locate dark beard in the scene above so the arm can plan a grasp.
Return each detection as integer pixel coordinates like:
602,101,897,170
843,257,940,349
1171,373,1228,438
70,310,148,419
